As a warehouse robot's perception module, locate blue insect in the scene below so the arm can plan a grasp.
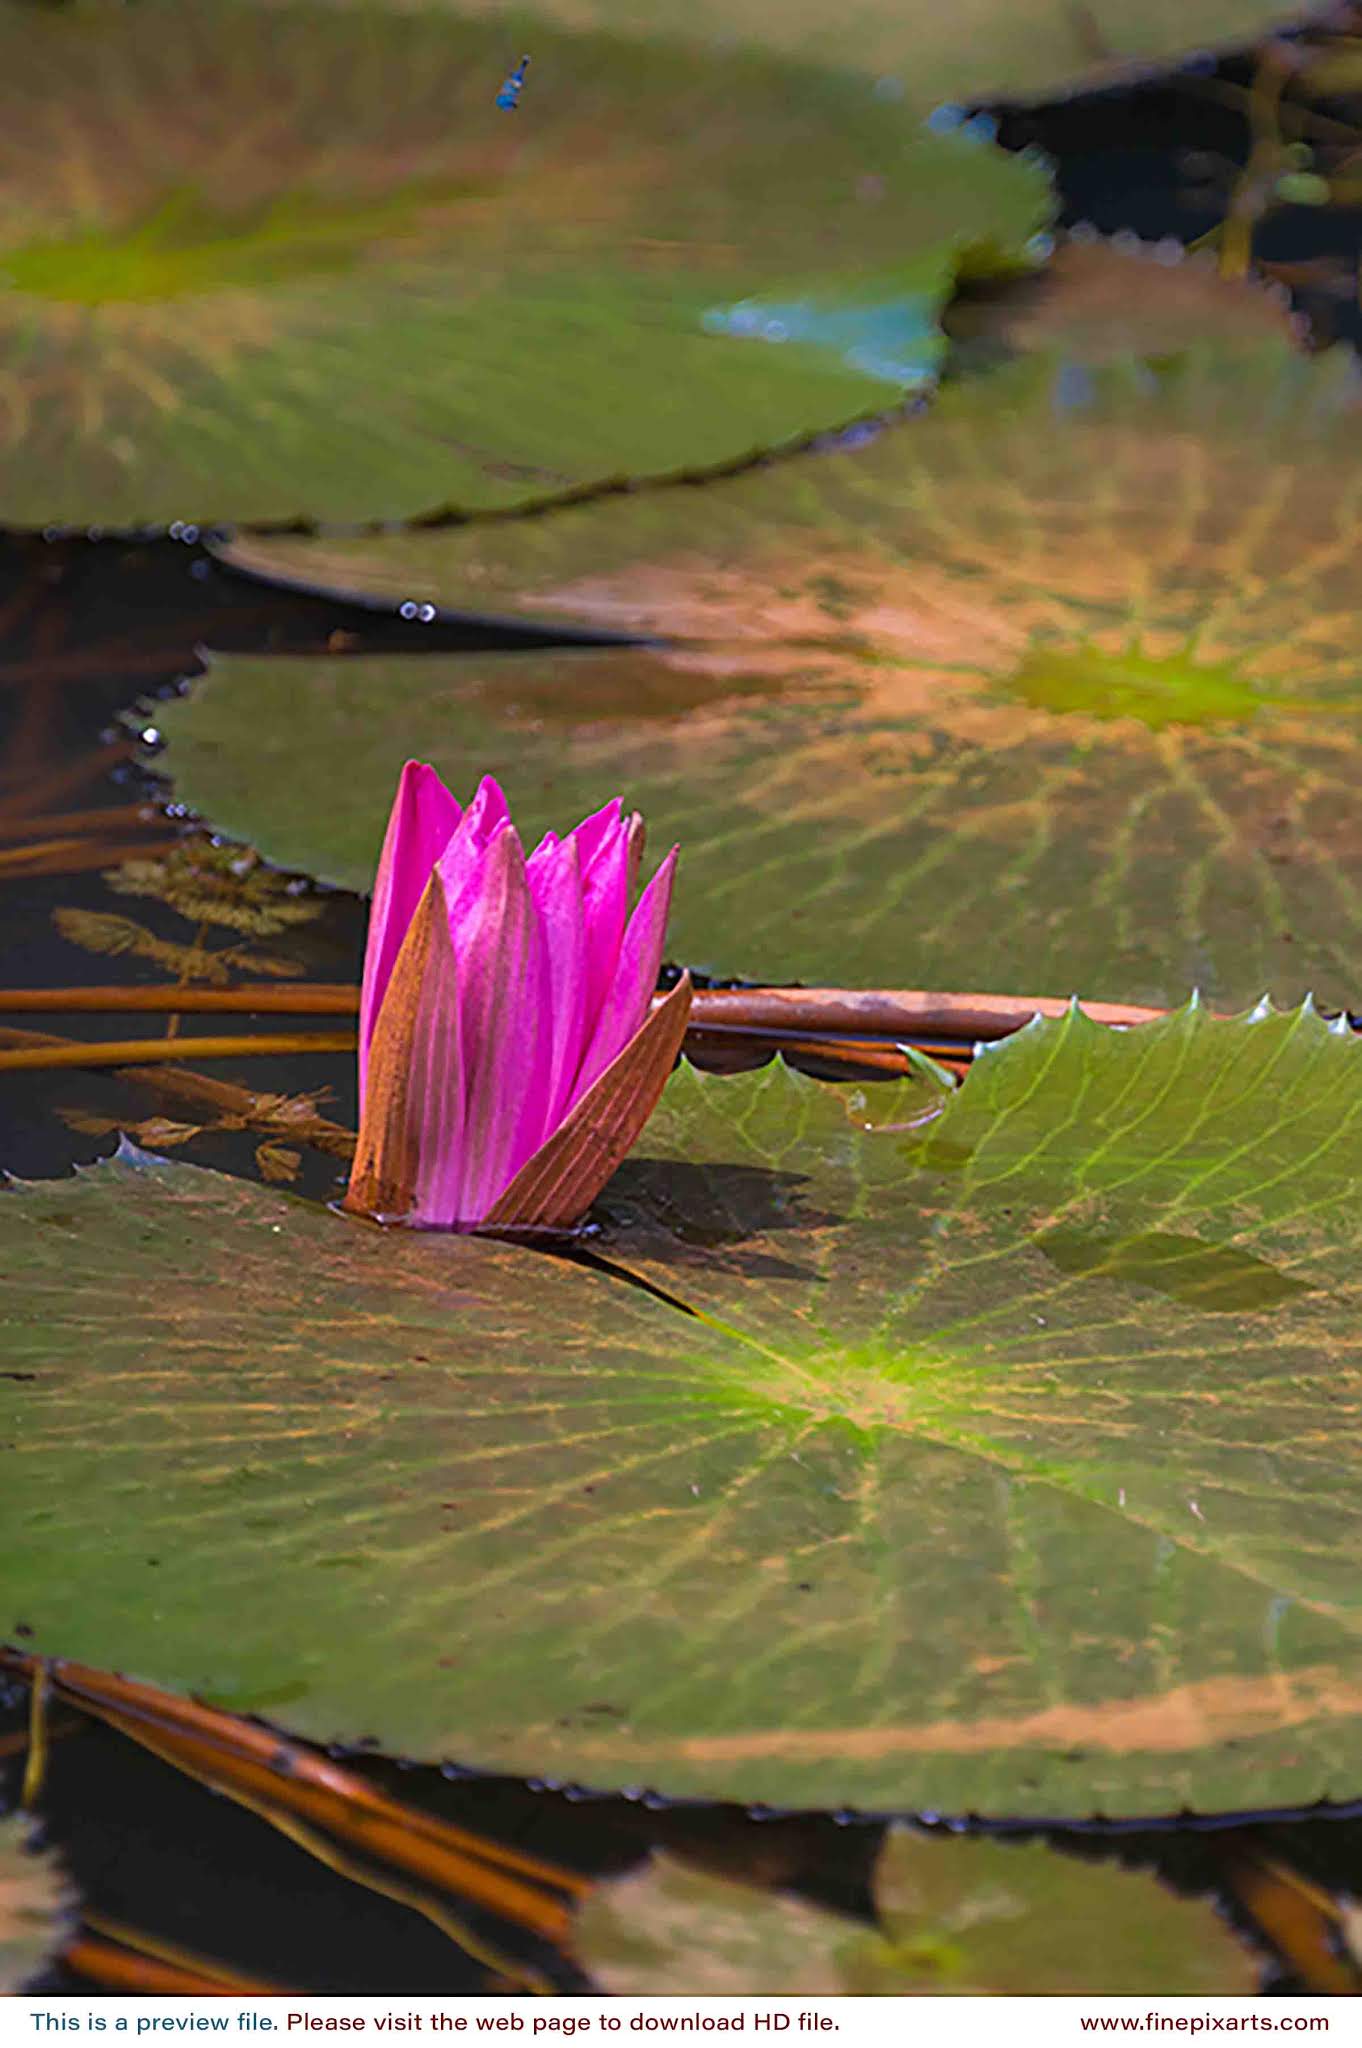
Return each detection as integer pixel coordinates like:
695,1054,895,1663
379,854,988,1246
496,54,531,111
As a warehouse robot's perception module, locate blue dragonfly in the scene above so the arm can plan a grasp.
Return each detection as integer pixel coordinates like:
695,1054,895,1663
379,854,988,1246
496,54,531,110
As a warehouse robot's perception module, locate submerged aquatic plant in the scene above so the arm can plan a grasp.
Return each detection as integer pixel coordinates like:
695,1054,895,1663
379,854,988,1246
346,763,690,1232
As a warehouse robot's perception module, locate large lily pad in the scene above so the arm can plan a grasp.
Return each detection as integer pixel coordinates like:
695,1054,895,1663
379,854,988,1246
0,0,1047,528
306,0,1319,113
0,1818,70,1994
183,338,1362,1007
6,1002,1362,1818
578,1831,1255,1994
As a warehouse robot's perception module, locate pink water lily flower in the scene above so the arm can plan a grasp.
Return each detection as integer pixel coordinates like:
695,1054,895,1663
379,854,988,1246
346,762,691,1232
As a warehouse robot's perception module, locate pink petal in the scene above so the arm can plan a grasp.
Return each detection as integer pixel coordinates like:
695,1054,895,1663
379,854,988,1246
571,797,623,875
526,831,589,1139
573,846,678,1102
437,774,513,915
579,812,634,1026
359,762,461,1108
440,823,549,1221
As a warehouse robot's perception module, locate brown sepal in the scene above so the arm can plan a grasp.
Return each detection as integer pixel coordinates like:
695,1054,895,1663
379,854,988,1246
483,974,693,1235
343,875,459,1222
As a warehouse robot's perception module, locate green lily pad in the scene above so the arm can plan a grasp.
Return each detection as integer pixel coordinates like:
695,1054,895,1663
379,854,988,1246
6,1001,1362,1817
578,1830,1256,1994
196,340,1362,1007
310,0,1318,113
0,1817,70,1994
0,0,1047,528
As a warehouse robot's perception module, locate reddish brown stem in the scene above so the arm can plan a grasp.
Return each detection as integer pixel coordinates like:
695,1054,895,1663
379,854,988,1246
2,982,361,1015
0,1031,357,1072
1217,1846,1362,1997
3,982,1170,1041
0,1025,357,1156
682,987,1171,1040
0,837,181,879
0,802,161,843
61,1936,262,1998
0,1651,583,1941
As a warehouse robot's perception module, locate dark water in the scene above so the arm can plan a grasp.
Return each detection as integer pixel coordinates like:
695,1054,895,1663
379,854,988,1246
6,49,1362,1998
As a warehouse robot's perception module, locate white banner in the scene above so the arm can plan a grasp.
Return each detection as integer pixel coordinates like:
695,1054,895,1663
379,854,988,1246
0,2001,1339,2047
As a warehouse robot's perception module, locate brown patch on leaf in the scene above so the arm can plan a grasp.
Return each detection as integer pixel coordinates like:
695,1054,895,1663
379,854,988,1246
566,1664,1362,1766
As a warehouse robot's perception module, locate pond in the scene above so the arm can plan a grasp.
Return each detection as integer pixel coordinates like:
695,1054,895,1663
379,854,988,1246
5,0,1362,2002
